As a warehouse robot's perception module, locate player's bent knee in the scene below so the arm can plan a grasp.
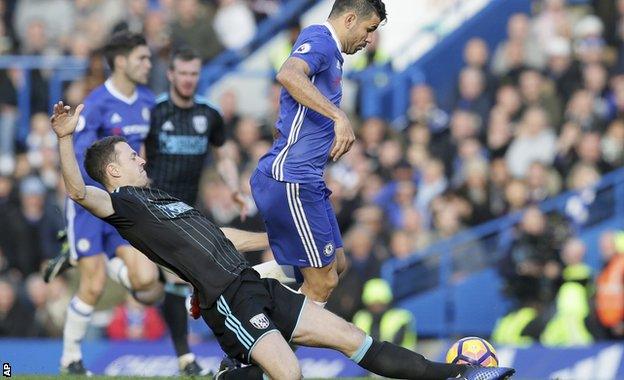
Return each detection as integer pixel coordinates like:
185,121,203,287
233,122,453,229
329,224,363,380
127,266,158,290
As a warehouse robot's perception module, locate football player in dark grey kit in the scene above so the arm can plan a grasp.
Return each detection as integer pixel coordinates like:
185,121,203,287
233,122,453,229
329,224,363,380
50,101,514,380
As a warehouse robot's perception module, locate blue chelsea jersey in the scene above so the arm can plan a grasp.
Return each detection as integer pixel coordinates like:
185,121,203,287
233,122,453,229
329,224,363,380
74,79,155,186
257,22,344,183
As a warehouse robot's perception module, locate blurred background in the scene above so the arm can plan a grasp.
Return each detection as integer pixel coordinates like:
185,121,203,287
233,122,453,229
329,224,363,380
2,0,624,377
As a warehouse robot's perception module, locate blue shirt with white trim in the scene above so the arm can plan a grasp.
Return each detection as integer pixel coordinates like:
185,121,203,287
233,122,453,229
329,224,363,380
74,79,155,186
257,23,344,183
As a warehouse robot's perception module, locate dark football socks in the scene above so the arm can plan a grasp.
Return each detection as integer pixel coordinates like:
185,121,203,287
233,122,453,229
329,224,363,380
353,336,466,380
162,284,191,357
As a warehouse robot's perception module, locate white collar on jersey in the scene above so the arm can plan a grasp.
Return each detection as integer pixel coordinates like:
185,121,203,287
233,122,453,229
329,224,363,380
323,21,343,53
105,79,138,105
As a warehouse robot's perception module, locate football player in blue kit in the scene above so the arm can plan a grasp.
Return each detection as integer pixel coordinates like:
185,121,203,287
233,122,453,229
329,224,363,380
251,0,384,306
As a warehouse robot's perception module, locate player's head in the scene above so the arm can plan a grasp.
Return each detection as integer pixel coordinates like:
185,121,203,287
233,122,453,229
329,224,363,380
167,47,201,100
328,0,386,54
85,136,149,190
103,31,151,85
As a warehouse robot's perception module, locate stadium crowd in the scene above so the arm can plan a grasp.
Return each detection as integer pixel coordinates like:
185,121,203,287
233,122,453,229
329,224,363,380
0,0,624,349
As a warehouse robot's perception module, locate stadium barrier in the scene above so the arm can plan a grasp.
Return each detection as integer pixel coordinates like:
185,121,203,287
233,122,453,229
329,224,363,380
383,167,624,337
2,338,623,378
0,339,363,377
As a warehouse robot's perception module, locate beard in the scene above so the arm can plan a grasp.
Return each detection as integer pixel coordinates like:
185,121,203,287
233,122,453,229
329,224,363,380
172,83,194,101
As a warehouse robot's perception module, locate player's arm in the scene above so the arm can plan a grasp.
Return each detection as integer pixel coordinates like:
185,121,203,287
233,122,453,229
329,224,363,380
51,101,114,219
220,227,269,252
276,57,354,161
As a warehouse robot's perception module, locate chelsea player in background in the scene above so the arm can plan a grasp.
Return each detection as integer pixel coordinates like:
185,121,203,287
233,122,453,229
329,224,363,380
251,0,386,307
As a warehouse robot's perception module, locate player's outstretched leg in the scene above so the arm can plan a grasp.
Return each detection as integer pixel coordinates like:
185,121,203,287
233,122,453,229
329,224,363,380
248,330,302,379
60,254,107,375
291,301,515,380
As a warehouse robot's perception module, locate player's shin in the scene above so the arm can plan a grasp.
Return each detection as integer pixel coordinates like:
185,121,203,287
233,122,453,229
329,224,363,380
61,296,94,366
351,336,466,380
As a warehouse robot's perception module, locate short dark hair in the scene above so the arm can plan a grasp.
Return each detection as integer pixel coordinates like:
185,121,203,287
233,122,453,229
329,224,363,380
169,46,201,70
103,31,147,71
84,136,126,187
329,0,387,23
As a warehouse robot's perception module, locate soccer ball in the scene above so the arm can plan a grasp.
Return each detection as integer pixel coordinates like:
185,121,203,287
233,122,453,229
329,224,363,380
445,337,499,367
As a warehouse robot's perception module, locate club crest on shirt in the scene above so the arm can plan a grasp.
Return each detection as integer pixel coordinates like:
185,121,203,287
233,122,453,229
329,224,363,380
192,115,208,134
324,242,334,257
295,43,311,54
250,313,270,330
77,238,91,253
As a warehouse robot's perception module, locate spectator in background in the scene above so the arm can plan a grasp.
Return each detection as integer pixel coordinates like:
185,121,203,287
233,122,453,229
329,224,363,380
218,89,242,133
500,206,562,306
525,161,560,203
489,158,512,217
0,177,62,278
430,109,480,176
112,0,149,34
213,0,256,50
351,31,388,71
144,9,172,94
518,69,562,128
107,294,166,341
0,277,35,336
269,22,301,75
495,84,523,121
594,231,624,339
602,120,624,167
457,158,492,225
171,0,223,62
462,38,496,100
353,279,416,350
582,63,610,122
25,274,63,337
540,238,593,347
573,15,606,66
532,0,576,52
504,178,529,214
406,84,449,135
72,0,125,49
13,0,75,52
493,13,545,76
544,37,581,105
248,0,281,23
453,67,491,123
486,108,513,158
564,89,605,132
506,107,556,178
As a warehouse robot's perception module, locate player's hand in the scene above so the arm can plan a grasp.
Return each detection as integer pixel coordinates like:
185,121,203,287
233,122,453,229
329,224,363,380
50,101,84,139
330,112,355,162
231,190,249,222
